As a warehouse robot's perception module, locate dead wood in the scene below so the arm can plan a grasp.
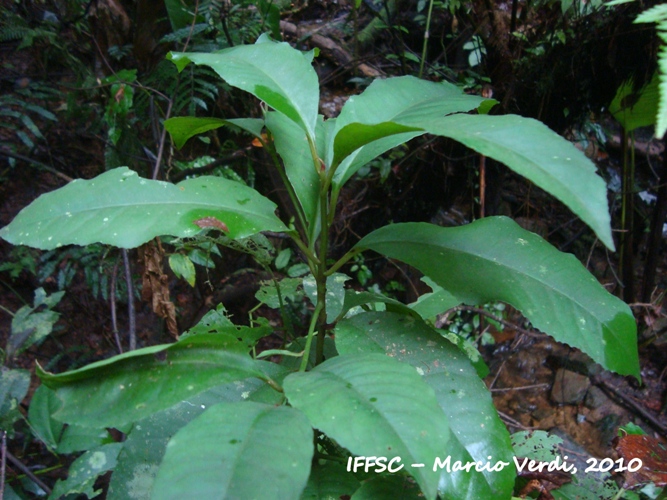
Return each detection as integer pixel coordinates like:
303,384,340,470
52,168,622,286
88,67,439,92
279,20,383,79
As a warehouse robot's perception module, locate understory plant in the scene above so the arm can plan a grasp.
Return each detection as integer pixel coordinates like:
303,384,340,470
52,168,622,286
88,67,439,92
0,35,639,499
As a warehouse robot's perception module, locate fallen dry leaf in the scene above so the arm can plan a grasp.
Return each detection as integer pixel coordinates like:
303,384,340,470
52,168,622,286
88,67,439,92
614,433,667,489
139,239,178,338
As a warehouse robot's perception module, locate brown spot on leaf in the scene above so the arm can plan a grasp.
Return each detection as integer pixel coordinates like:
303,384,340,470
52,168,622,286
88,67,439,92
194,216,229,233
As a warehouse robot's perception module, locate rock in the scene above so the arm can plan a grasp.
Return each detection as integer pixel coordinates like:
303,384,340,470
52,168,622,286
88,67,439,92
551,368,590,404
584,386,609,409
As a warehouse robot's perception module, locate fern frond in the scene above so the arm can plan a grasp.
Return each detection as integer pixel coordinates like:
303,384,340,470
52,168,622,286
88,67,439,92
0,25,30,42
160,23,211,43
636,4,667,138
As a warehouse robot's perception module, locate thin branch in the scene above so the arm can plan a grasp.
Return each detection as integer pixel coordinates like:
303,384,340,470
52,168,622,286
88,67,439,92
0,149,72,182
151,97,173,180
491,383,550,392
1,431,6,499
593,376,667,436
6,450,52,495
110,256,123,354
122,249,136,351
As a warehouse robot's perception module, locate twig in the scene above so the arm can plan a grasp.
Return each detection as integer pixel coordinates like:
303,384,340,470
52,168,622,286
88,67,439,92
1,431,6,499
491,383,550,392
497,410,537,430
122,249,136,351
0,149,73,182
110,256,123,354
488,358,507,390
151,97,172,180
593,376,667,436
6,450,52,495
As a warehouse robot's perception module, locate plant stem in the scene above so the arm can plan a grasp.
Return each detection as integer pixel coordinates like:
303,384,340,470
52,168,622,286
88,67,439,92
0,431,6,499
300,302,323,372
0,304,15,318
325,248,363,276
110,256,123,354
288,231,320,267
6,450,52,494
418,0,435,79
309,134,331,367
315,183,330,366
122,249,136,351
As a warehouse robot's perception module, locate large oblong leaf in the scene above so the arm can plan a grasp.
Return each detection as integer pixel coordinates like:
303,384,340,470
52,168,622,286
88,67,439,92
335,311,515,500
284,353,449,500
151,402,313,499
330,76,487,186
418,114,614,250
169,36,319,139
108,366,287,499
0,167,286,250
354,218,639,378
37,333,273,428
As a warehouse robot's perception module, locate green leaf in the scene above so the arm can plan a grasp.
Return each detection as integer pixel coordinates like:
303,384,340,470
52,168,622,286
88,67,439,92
28,385,63,451
302,272,351,323
108,377,271,499
0,167,287,250
49,443,122,499
265,111,321,229
168,253,196,287
339,289,420,321
332,122,422,170
0,368,30,434
284,353,450,500
409,276,460,321
57,425,113,454
185,315,271,353
610,73,661,132
511,430,562,463
551,474,622,500
151,402,314,499
9,288,63,358
301,463,360,499
330,76,487,186
38,334,272,428
165,116,264,149
255,277,303,309
350,475,424,499
169,38,319,139
354,218,639,378
635,5,667,138
419,114,614,250
164,0,199,31
336,312,514,500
